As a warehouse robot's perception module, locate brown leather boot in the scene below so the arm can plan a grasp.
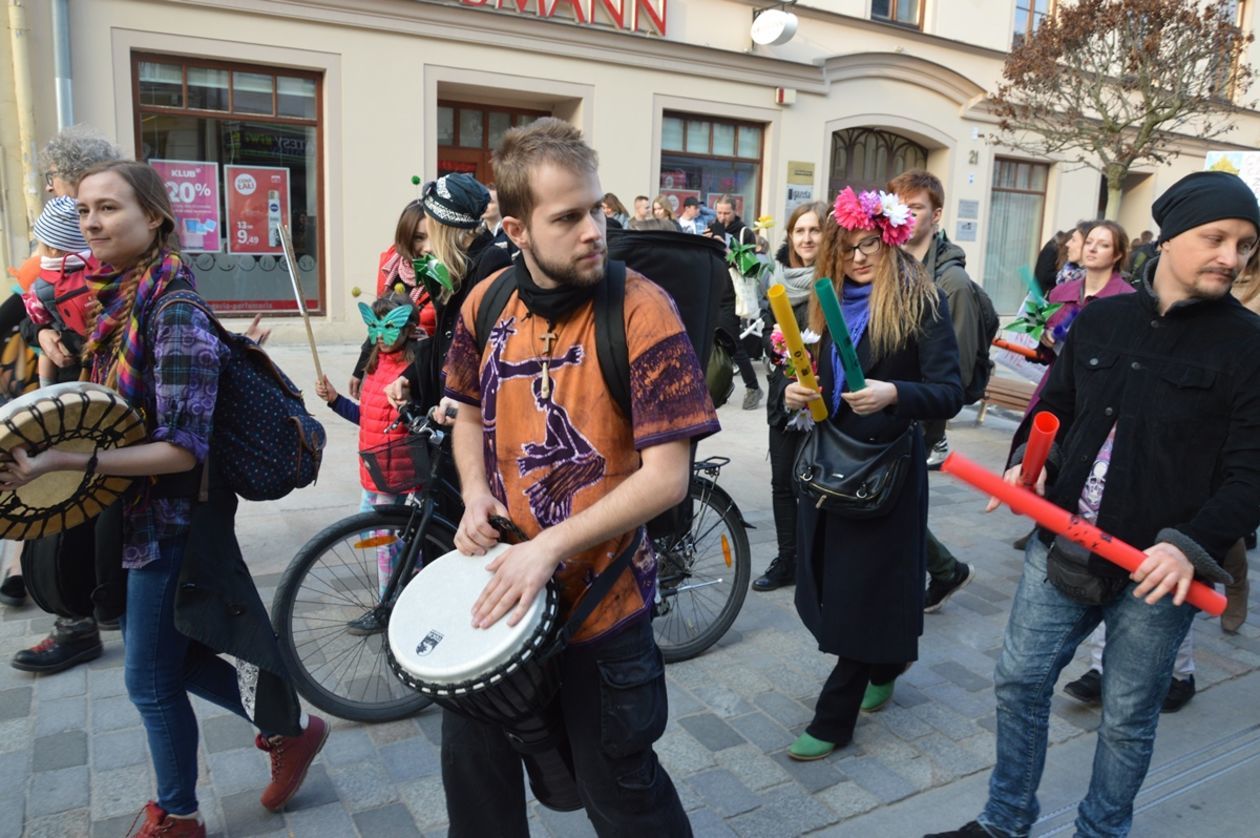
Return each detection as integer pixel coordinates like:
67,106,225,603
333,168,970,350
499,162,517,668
1222,539,1250,634
128,802,206,837
256,715,329,812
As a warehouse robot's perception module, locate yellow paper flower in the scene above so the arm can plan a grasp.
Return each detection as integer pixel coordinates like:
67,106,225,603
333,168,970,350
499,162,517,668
755,215,775,230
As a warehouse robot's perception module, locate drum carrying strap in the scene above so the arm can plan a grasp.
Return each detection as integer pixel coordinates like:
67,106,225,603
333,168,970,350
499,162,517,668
551,527,645,649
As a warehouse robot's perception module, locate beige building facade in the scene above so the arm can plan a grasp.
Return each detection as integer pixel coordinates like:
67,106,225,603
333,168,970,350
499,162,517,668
4,0,1260,339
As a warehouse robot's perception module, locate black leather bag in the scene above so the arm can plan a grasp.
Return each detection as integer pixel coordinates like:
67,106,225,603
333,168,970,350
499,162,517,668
794,421,915,518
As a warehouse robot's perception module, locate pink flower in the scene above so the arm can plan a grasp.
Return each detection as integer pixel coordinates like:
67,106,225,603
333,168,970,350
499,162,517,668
832,187,876,231
878,215,915,247
858,190,883,216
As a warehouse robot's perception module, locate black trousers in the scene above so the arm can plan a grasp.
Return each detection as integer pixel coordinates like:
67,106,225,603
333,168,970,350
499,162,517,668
441,616,692,837
731,339,759,390
767,424,801,565
806,657,908,745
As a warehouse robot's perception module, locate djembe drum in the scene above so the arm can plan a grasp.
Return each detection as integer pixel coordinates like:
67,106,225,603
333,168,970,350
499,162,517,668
0,382,145,540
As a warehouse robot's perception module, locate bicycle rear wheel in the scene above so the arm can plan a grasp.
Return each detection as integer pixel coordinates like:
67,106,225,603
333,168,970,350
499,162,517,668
653,477,751,662
272,509,456,723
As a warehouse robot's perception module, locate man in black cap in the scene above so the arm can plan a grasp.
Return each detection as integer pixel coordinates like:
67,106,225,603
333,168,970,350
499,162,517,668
929,170,1260,838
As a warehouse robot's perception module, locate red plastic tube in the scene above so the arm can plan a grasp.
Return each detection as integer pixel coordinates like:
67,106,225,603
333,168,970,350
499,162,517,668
941,452,1227,616
992,337,1040,360
1020,412,1060,487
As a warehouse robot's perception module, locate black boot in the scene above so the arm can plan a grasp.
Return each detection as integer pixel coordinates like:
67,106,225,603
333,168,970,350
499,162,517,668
752,556,795,591
12,616,103,673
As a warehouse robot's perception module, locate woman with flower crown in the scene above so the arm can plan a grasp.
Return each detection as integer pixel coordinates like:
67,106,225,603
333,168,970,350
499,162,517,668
782,187,964,762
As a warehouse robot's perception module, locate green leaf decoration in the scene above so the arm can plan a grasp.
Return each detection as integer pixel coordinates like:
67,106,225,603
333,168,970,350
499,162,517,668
727,242,762,277
1005,300,1063,341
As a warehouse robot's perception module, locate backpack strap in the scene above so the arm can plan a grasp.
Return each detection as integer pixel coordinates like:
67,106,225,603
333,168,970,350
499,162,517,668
594,260,631,420
473,266,519,355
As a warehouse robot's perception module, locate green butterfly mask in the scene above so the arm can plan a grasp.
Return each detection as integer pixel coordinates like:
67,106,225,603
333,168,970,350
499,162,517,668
359,302,414,345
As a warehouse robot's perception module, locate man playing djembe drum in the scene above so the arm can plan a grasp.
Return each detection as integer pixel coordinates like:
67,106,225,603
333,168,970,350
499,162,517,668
440,118,717,836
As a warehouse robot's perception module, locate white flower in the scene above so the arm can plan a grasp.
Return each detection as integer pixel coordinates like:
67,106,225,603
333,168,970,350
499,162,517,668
800,329,822,345
878,191,911,227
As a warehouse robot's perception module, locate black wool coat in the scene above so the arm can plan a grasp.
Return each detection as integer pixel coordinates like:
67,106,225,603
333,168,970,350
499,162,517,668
794,289,963,663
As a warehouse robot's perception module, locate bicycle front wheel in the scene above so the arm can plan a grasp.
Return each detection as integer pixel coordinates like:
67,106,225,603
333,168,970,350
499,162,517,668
653,477,751,663
272,509,456,723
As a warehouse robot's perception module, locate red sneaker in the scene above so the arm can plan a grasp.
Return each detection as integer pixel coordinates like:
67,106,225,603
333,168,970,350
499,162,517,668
127,801,207,837
255,715,329,811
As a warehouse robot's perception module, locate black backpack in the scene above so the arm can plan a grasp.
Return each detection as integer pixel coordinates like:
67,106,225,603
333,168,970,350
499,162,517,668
962,281,1001,405
472,230,728,418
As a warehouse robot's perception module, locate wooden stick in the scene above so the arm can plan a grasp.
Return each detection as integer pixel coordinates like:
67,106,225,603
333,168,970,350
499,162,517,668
278,225,323,381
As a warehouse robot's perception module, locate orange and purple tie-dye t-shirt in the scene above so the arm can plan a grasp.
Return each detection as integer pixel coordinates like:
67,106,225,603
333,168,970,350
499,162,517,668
443,268,720,642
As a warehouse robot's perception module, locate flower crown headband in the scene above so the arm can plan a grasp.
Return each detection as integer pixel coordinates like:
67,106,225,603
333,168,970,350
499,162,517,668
832,187,915,248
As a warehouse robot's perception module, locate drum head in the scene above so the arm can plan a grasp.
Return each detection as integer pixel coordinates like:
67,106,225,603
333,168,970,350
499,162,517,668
0,383,145,540
388,543,547,686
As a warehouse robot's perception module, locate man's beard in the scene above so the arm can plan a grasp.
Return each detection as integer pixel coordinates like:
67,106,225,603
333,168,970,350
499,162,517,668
533,249,605,287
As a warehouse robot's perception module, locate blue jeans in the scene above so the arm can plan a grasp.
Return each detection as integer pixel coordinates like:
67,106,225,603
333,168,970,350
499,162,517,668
122,539,256,815
980,537,1196,838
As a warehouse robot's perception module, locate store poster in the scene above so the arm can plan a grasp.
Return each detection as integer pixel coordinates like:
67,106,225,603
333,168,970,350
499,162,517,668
151,160,220,253
225,165,291,255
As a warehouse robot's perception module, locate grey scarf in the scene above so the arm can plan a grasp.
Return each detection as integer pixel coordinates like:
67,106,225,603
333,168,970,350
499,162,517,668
771,263,815,305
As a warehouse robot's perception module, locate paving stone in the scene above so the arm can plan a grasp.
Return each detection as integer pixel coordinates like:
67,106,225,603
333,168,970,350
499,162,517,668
89,694,141,733
379,736,441,783
367,717,423,745
219,788,286,837
769,749,847,793
284,762,341,811
688,683,756,718
836,754,918,804
207,745,271,797
34,667,87,700
317,726,378,767
726,783,837,837
34,695,85,737
329,757,400,811
87,667,127,699
688,806,739,837
399,775,449,830
536,805,598,837
90,726,148,770
90,762,151,820
712,744,792,792
90,812,138,838
913,731,994,777
966,579,1013,603
816,779,881,819
679,713,745,752
33,729,88,772
655,728,717,777
353,802,423,837
751,691,813,730
284,800,358,836
666,682,706,717
726,711,791,752
201,712,255,754
953,590,1005,616
1051,695,1103,732
890,681,931,708
931,661,993,692
909,702,980,742
27,764,89,816
414,709,444,747
879,705,936,741
685,768,760,816
25,807,90,838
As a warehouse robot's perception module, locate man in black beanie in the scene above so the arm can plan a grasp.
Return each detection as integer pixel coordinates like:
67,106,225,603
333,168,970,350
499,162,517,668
930,170,1260,838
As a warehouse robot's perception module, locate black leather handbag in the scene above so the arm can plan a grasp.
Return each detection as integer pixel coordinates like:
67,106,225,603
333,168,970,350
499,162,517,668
794,421,916,518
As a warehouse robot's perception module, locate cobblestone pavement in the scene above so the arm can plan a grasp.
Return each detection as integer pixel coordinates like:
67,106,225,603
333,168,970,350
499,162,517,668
3,345,1258,837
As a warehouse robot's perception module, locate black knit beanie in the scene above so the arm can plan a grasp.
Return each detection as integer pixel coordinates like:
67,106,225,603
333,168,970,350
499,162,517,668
1152,171,1260,244
422,174,490,229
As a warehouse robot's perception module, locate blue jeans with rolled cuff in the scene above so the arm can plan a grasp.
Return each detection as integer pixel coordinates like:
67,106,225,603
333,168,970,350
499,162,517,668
979,537,1196,838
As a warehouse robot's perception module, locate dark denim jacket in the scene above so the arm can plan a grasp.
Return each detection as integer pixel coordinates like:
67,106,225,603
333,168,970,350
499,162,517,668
1010,265,1260,577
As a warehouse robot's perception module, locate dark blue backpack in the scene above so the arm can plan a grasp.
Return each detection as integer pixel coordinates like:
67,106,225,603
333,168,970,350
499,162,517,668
151,289,326,501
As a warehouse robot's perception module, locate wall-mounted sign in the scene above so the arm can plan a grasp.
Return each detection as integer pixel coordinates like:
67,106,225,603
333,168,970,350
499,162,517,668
957,199,980,220
453,0,668,37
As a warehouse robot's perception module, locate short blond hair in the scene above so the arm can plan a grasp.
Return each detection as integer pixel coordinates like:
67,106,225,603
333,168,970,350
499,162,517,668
493,118,598,227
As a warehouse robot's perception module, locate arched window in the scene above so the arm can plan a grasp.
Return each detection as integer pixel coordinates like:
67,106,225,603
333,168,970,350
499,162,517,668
829,128,928,196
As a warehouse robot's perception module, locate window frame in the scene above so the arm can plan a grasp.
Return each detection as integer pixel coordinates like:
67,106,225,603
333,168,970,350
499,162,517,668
1012,0,1055,47
660,111,766,217
870,0,924,31
131,52,325,316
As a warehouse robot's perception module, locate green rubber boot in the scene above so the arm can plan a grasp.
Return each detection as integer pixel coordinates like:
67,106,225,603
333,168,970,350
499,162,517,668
861,679,895,713
788,732,836,761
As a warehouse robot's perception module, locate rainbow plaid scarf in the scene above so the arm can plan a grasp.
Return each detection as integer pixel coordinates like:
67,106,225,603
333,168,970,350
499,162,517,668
85,250,192,405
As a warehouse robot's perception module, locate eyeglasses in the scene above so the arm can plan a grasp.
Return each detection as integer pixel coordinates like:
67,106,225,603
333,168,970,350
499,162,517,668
839,234,882,260
43,170,59,188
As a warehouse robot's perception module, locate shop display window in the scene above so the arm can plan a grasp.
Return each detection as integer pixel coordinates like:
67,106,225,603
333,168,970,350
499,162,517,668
437,102,549,185
132,53,323,314
659,112,763,219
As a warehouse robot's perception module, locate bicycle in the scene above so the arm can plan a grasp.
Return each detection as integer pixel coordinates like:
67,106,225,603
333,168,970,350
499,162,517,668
273,413,752,722
271,407,458,723
651,456,752,663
